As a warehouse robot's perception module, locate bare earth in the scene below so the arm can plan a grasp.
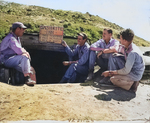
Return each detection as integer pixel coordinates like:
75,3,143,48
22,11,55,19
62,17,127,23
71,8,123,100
0,81,150,122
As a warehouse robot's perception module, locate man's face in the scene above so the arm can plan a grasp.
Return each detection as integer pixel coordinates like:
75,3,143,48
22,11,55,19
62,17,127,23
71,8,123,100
77,35,86,46
102,30,112,42
120,35,126,46
15,27,26,37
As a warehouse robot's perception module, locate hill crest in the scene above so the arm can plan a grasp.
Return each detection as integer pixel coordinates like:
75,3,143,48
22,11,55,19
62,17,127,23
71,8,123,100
0,1,149,46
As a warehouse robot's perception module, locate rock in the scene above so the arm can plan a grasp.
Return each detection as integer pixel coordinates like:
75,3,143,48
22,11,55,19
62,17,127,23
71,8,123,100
51,18,55,21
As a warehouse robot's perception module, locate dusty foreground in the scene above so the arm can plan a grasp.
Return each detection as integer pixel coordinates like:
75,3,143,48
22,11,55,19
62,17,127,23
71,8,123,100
0,81,150,122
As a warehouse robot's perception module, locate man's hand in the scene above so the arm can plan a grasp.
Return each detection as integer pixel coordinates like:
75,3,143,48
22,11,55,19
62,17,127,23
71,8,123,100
26,52,31,60
21,48,27,53
22,52,31,60
102,70,117,77
101,71,110,77
21,48,31,60
97,50,103,59
63,61,77,66
61,40,67,47
63,61,71,66
112,48,118,53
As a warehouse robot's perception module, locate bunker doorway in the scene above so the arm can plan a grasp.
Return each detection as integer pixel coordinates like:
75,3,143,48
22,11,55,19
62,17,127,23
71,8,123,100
27,49,68,84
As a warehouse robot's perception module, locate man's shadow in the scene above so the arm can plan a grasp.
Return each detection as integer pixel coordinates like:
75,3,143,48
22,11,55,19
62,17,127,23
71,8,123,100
81,70,136,102
94,86,136,101
91,70,136,101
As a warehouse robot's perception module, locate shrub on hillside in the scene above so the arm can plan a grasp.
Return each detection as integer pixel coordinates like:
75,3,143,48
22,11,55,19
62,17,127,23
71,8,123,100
0,1,149,46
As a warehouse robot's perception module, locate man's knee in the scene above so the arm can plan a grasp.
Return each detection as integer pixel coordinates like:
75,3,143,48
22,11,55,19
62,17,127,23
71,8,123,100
22,56,29,60
110,76,117,85
110,76,134,90
90,50,96,55
108,54,118,65
110,76,122,86
21,56,30,64
89,51,96,60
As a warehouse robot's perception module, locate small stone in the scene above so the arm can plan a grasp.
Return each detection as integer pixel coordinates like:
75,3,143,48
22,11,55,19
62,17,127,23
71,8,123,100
55,93,60,95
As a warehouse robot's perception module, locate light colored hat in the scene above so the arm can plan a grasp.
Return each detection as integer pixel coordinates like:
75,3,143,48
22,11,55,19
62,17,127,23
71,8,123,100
12,22,27,29
77,32,87,39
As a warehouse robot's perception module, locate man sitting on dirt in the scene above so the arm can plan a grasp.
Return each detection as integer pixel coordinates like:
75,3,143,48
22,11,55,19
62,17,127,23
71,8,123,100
101,28,145,92
86,28,119,81
60,32,90,83
0,22,36,86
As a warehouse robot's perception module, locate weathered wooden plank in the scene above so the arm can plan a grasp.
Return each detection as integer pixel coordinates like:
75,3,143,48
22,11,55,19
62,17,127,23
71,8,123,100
20,33,65,52
39,26,63,44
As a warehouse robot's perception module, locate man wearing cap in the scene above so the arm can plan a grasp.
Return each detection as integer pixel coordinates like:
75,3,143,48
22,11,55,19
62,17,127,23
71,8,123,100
0,22,36,86
86,28,119,82
60,32,90,83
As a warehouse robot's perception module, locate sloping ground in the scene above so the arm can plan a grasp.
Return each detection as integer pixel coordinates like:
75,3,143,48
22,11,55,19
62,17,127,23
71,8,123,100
1,2,150,47
0,82,150,122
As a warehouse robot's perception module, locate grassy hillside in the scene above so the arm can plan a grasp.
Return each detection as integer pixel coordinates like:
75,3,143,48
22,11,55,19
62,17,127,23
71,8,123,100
0,1,150,46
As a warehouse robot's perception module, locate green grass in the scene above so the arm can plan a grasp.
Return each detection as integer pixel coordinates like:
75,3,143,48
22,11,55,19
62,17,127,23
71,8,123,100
80,80,94,86
0,1,150,46
63,38,77,46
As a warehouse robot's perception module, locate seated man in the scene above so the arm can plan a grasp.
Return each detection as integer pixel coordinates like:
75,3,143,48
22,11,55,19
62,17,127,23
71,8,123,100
0,22,36,86
101,28,145,92
60,32,90,83
87,28,119,81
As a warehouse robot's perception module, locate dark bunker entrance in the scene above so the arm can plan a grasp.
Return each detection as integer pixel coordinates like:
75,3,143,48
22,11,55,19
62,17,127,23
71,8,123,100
20,33,77,84
27,49,68,84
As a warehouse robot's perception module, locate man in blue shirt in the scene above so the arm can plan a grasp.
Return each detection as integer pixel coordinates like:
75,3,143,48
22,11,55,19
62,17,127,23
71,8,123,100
60,32,90,83
86,28,119,81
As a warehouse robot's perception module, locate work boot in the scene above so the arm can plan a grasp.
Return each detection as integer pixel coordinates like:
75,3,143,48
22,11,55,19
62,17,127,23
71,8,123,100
59,77,68,83
98,77,112,85
25,76,36,86
94,69,105,81
130,81,139,92
86,71,94,81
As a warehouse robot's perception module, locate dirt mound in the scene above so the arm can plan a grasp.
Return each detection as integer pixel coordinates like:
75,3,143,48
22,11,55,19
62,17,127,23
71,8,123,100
0,82,150,122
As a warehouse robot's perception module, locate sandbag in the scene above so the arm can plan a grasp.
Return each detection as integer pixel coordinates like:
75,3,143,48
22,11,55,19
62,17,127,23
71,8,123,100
9,69,25,85
0,65,9,83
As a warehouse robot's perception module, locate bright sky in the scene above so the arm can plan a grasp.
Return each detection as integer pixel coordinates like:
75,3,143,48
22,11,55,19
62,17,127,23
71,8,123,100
3,0,150,41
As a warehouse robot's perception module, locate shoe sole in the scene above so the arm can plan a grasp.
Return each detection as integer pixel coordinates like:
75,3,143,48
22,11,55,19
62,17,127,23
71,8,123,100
99,84,117,88
26,81,36,86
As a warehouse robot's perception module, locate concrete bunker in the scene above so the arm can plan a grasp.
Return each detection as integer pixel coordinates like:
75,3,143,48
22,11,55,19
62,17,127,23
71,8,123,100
21,33,72,84
21,34,150,84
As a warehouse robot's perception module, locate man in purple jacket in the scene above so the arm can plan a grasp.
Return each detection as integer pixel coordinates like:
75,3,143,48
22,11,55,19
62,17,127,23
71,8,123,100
0,22,36,86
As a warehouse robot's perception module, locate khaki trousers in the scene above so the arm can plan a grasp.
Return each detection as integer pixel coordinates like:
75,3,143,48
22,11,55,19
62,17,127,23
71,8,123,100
110,75,134,90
